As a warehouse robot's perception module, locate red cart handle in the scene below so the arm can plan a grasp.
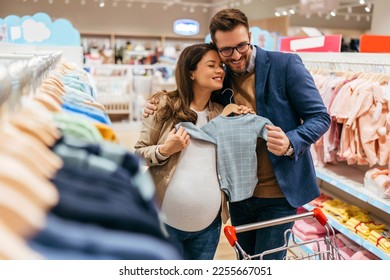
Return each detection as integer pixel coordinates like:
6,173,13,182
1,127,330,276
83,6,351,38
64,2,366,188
224,207,328,248
312,207,328,226
224,225,237,247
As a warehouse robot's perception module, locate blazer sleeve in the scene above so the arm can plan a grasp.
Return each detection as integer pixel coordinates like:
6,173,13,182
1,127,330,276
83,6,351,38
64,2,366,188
284,54,331,160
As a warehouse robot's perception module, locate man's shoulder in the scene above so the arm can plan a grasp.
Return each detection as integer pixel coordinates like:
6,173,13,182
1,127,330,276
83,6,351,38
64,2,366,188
257,47,297,62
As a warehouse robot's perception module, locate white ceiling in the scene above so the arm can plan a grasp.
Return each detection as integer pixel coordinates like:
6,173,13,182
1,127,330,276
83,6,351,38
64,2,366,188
0,0,374,33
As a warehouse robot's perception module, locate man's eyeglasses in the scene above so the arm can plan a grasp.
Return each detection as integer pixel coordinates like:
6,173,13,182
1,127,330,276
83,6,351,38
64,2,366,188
218,42,251,57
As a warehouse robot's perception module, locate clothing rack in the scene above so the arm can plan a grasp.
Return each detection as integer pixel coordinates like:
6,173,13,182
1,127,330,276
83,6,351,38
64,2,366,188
0,51,62,108
297,52,390,74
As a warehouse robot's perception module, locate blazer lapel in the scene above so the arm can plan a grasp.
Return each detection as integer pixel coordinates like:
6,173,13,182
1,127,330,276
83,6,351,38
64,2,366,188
254,47,270,116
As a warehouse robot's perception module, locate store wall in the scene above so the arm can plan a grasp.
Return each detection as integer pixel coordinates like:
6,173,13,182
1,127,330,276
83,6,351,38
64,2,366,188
0,0,211,38
250,16,289,37
370,0,390,35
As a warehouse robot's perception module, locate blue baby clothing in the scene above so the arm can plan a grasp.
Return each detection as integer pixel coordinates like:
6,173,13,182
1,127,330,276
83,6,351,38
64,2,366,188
177,114,273,202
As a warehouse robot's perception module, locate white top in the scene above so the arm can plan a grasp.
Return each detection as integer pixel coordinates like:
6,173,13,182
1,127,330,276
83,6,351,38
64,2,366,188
161,109,221,231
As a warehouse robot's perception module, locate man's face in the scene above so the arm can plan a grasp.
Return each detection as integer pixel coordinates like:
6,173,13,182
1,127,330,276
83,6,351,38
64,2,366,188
213,25,252,75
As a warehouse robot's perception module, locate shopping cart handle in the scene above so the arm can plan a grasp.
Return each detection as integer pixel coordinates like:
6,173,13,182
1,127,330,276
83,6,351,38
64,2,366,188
312,207,328,226
224,225,237,247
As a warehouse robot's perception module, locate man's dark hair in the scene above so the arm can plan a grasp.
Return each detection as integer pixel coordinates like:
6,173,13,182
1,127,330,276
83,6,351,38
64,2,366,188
209,9,249,44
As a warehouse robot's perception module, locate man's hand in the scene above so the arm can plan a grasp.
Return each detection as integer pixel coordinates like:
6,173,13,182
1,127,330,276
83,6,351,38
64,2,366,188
237,105,255,115
159,126,190,157
142,97,159,118
265,125,290,156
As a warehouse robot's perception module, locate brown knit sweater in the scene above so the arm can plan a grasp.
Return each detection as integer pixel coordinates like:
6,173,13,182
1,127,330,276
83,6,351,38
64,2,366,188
230,71,284,198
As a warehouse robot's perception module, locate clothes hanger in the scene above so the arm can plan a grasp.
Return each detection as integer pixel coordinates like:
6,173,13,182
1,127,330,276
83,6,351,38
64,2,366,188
40,81,65,97
0,154,59,210
46,73,64,89
6,103,61,148
0,181,47,238
33,91,63,112
0,120,63,179
0,220,43,260
17,97,62,143
220,88,241,117
221,103,241,116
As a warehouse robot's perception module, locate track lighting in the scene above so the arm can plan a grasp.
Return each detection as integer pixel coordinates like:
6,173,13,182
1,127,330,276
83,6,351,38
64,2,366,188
274,1,373,22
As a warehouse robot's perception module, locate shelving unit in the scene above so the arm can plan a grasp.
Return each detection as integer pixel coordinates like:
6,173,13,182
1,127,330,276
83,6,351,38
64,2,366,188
87,63,176,122
296,52,390,260
304,204,389,260
315,164,390,214
81,32,204,62
303,163,390,260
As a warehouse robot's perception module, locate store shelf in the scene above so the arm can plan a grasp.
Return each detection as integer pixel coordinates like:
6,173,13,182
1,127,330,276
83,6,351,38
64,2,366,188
288,235,316,259
315,164,390,214
304,204,390,260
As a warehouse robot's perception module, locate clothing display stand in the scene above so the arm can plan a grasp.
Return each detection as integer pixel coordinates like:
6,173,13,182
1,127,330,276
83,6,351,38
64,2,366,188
297,52,390,260
0,51,63,107
86,63,175,122
298,52,390,74
0,51,179,260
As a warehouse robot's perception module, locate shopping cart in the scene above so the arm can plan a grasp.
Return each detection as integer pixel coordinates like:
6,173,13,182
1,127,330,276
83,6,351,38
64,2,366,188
224,207,344,260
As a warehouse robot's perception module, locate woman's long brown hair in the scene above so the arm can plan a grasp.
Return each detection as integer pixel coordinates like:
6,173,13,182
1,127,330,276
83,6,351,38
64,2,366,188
152,43,219,125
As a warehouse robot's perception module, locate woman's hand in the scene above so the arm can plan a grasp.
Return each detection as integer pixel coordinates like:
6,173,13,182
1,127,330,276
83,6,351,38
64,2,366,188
159,126,190,157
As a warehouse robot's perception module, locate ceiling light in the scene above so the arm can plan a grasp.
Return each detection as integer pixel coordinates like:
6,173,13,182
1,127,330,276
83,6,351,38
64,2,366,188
99,0,105,7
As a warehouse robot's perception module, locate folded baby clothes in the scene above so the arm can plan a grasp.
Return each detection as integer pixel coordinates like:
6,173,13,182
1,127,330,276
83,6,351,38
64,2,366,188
364,168,390,198
350,249,380,260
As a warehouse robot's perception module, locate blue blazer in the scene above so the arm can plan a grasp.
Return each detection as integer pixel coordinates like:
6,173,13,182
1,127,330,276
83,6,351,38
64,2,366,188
213,46,331,208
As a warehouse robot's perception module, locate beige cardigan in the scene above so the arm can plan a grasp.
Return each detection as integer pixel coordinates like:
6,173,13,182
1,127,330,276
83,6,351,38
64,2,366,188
134,93,229,224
